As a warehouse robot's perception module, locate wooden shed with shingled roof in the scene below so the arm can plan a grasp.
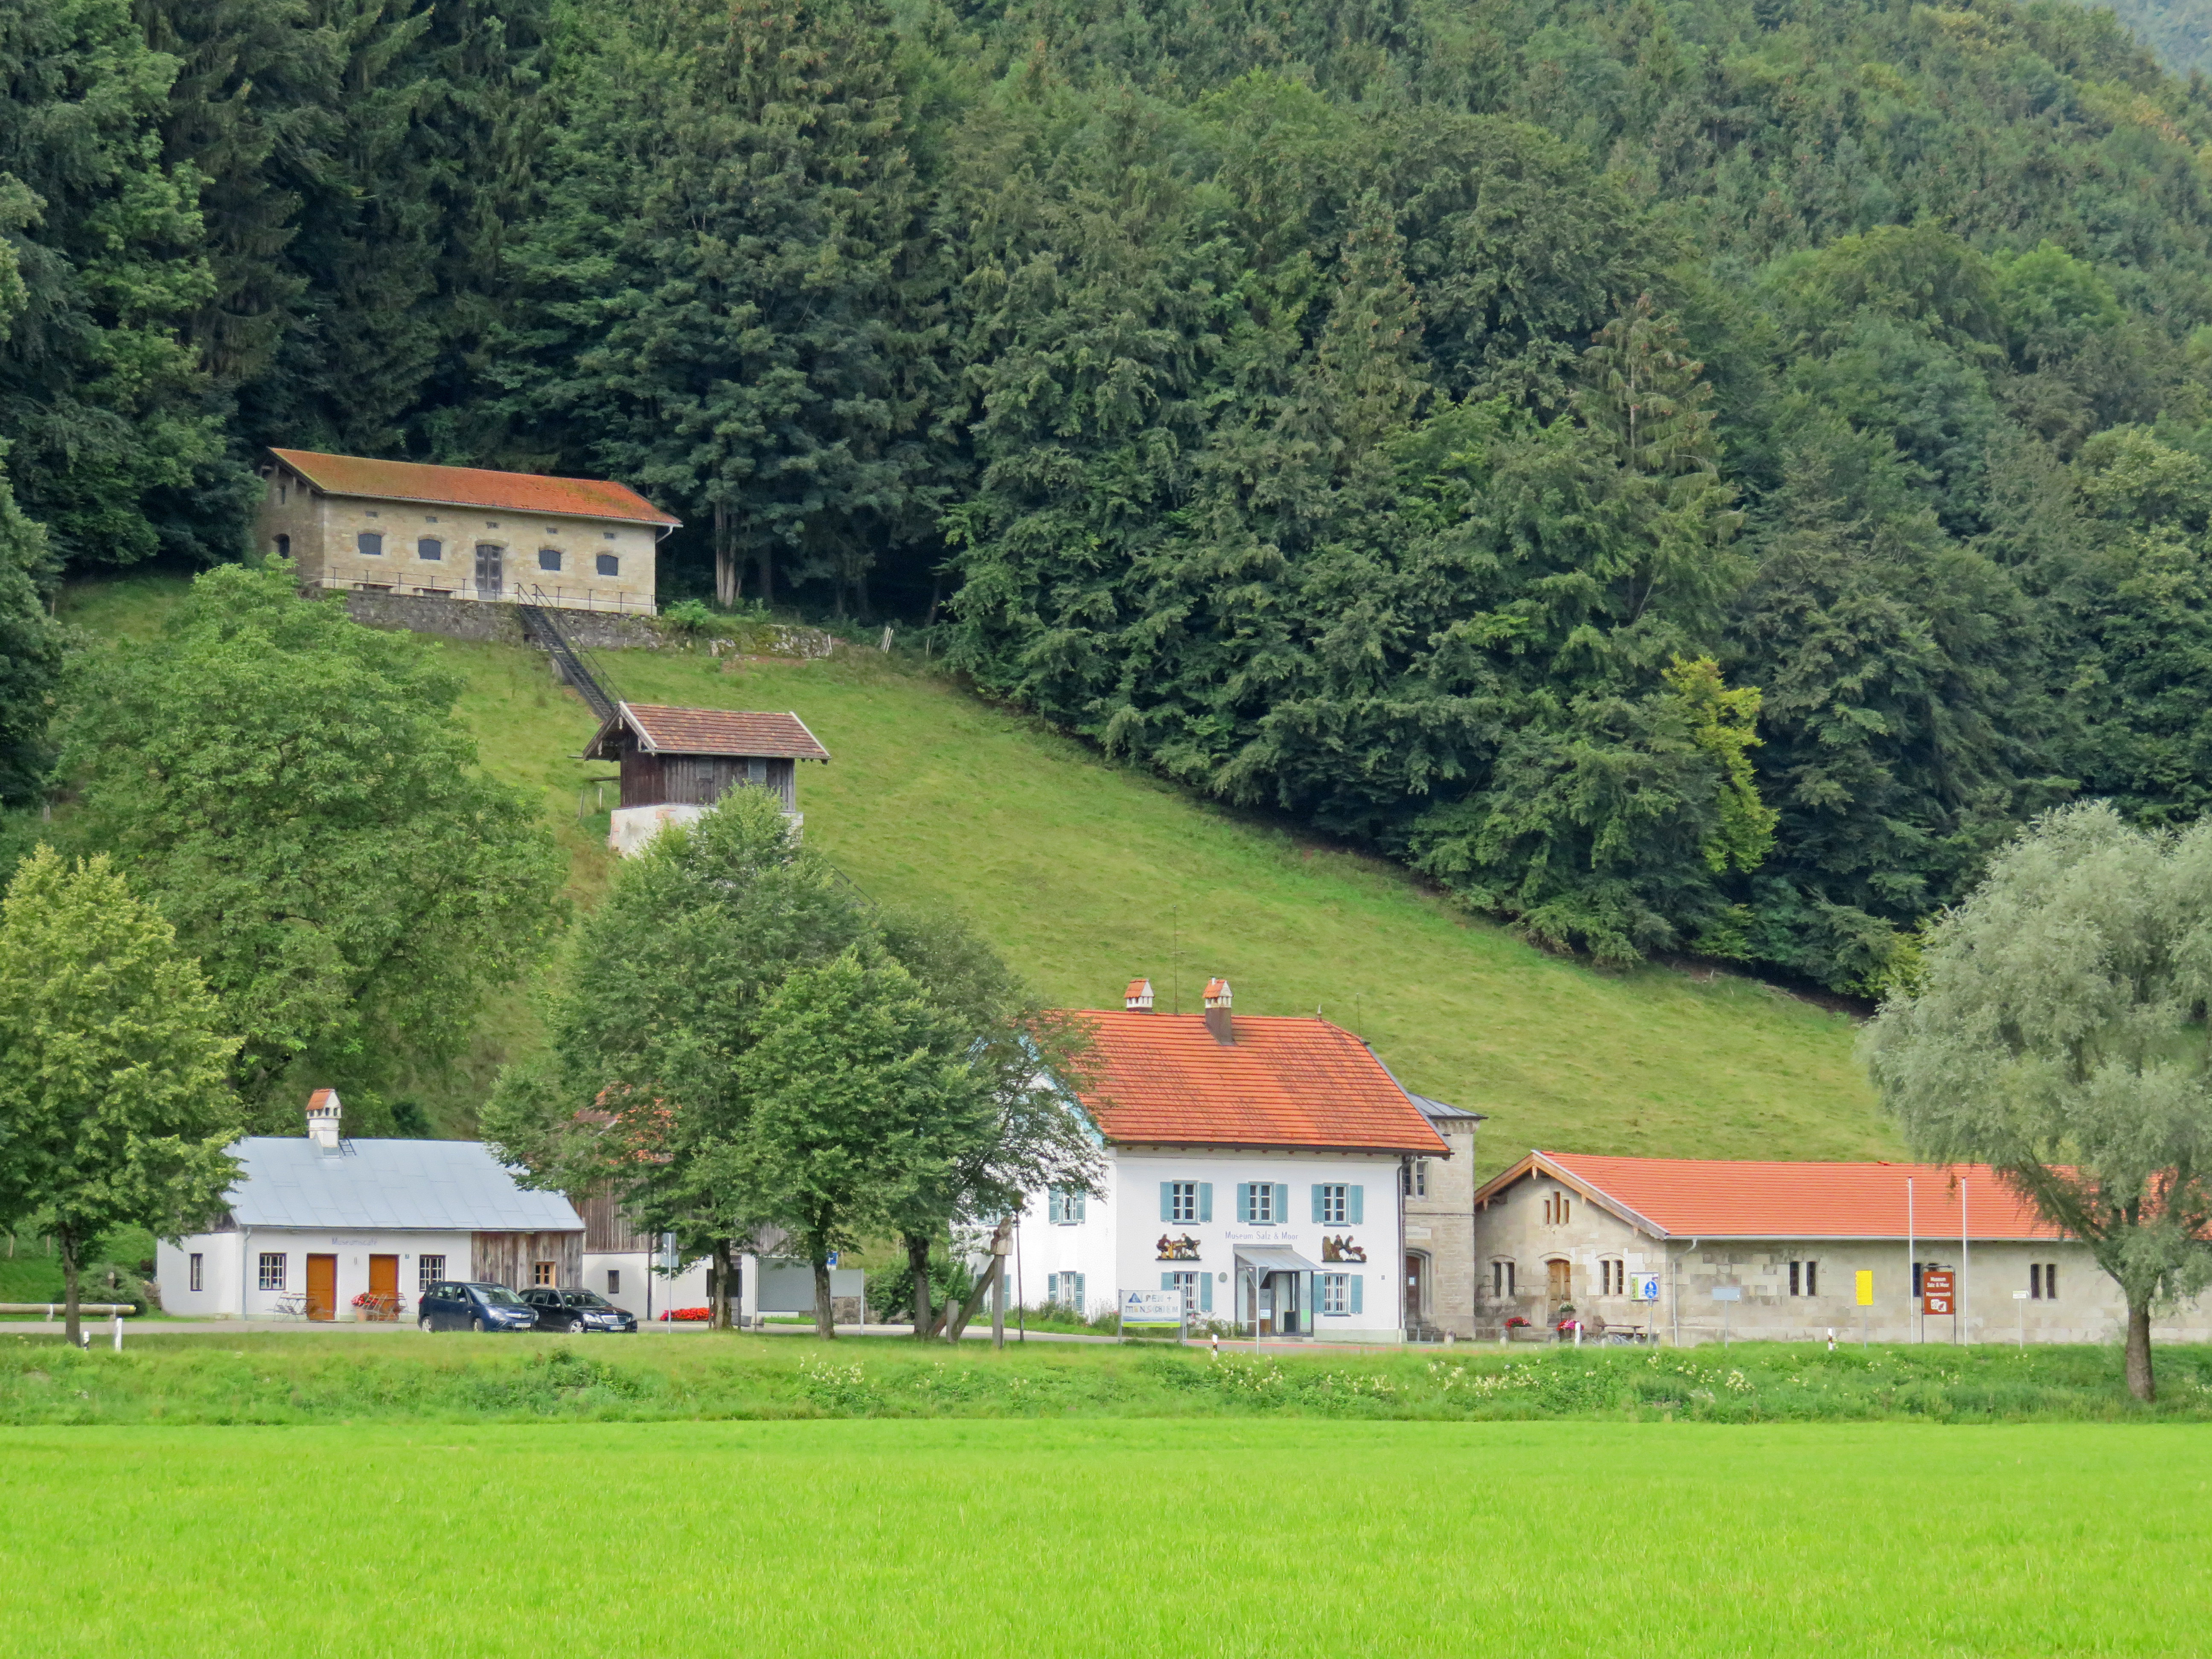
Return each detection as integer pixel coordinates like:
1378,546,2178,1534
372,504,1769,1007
582,701,831,856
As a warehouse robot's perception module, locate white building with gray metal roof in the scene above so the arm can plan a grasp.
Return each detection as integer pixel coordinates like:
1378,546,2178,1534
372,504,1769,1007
156,1090,584,1322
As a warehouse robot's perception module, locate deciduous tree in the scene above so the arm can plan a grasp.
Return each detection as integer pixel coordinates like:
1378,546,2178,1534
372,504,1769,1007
0,847,240,1345
1863,802,2212,1400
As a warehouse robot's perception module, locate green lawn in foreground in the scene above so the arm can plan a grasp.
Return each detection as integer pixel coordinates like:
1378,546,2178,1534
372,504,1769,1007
58,577,1892,1167
3,1419,2203,1657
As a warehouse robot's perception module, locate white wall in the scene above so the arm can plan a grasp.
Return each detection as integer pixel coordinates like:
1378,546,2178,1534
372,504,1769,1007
582,1251,709,1322
1019,1147,1406,1341
159,1230,477,1320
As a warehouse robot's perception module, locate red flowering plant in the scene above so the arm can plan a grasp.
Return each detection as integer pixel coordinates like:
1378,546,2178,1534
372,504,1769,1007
1504,1316,1530,1328
658,1307,711,1321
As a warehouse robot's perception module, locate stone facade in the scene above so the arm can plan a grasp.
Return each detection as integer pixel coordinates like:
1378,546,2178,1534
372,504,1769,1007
1403,1107,1480,1336
258,457,660,617
340,588,666,649
1472,1159,2212,1345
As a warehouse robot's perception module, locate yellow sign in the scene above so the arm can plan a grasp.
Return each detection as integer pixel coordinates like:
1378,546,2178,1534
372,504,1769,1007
1855,1269,1874,1307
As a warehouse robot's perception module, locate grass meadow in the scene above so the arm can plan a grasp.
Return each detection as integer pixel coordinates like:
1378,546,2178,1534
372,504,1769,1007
5,1417,2206,1657
58,576,1890,1169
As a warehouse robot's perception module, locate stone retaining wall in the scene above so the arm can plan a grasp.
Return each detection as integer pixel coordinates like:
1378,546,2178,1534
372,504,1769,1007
337,586,838,660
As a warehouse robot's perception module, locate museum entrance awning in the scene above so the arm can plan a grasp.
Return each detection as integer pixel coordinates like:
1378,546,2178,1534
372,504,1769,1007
1235,1247,1322,1278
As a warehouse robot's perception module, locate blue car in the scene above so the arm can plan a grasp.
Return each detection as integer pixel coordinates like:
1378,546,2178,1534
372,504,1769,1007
416,1281,539,1333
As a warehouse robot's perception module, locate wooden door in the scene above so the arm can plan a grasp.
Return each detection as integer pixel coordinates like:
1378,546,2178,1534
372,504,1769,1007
369,1254,399,1318
1405,1254,1426,1321
475,542,503,598
306,1254,338,1321
1546,1258,1572,1308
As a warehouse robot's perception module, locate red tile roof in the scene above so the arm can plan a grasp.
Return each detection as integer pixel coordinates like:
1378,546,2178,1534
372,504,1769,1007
588,703,830,761
1476,1151,2060,1240
270,448,680,527
1070,1010,1449,1154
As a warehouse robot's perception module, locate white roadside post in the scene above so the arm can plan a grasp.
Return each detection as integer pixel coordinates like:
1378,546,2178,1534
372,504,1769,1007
112,1314,122,1352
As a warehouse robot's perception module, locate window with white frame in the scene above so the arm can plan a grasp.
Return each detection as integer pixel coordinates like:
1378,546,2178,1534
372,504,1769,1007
1047,1272,1085,1313
189,1253,204,1292
1402,1160,1428,1198
1600,1259,1625,1296
1788,1260,1819,1296
1047,1188,1086,1225
1317,1183,1348,1225
1320,1273,1349,1316
1168,1181,1199,1224
1490,1260,1516,1298
258,1252,286,1291
2031,1262,2058,1300
1168,1271,1201,1315
1248,1184,1275,1224
418,1254,445,1291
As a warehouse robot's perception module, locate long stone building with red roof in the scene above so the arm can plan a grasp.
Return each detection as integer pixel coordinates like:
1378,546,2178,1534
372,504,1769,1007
256,448,680,617
1019,976,1453,1343
1472,1150,2212,1346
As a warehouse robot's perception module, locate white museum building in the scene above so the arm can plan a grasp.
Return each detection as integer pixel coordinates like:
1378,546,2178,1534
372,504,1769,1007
1017,978,1450,1342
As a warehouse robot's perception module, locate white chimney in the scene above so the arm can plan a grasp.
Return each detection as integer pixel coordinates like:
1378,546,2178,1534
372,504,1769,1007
1124,977,1154,1013
306,1088,343,1153
1203,978,1233,1044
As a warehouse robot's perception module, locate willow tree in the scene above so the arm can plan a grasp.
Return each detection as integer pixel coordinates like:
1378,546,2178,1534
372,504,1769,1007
1862,802,2212,1401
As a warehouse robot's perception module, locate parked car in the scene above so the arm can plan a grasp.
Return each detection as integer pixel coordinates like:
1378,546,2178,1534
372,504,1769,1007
416,1281,539,1333
521,1287,638,1333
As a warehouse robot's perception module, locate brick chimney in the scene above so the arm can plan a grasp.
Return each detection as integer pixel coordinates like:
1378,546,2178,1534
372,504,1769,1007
306,1088,343,1154
1124,977,1154,1012
1202,978,1234,1044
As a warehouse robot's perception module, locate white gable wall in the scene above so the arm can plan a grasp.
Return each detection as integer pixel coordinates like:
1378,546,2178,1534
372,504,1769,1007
1019,1146,1407,1342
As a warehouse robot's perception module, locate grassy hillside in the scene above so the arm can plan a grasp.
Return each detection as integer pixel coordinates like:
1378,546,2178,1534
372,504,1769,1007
58,578,1893,1172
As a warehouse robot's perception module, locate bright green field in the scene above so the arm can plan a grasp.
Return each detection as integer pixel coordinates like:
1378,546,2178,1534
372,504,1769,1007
3,1418,2205,1657
58,576,1890,1169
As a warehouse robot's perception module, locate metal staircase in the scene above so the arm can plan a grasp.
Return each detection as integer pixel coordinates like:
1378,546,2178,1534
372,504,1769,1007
517,598,618,723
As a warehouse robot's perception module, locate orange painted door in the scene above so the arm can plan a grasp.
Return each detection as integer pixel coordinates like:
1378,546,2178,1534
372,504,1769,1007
369,1254,399,1317
306,1254,338,1321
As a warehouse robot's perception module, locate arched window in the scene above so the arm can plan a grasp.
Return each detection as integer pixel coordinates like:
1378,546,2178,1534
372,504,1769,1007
539,548,562,572
418,538,442,562
357,531,383,556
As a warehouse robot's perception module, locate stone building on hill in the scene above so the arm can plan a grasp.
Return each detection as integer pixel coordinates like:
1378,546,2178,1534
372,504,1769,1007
1470,1150,2212,1345
256,448,678,617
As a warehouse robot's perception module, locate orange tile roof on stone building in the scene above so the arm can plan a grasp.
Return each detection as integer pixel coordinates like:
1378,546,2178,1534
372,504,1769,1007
269,448,680,527
585,703,830,761
1069,1007,1448,1154
1475,1150,2060,1240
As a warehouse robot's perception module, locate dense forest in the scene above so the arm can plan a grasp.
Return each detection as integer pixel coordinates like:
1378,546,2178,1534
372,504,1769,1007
16,0,2212,995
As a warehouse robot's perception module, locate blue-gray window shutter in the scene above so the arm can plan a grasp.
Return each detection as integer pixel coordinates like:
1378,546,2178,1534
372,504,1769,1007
1311,1185,1325,1223
1200,1274,1213,1313
1350,1275,1363,1316
1075,1191,1087,1223
1237,1183,1252,1223
1198,1182,1212,1222
1072,1273,1085,1310
1162,1272,1176,1293
1274,1184,1290,1224
1348,1185,1364,1225
1161,1182,1173,1222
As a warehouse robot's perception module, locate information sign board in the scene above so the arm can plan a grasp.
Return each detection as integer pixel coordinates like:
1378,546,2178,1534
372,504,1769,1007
1120,1289,1186,1338
1630,1273,1660,1303
1710,1286,1742,1302
1855,1269,1874,1307
1922,1269,1955,1316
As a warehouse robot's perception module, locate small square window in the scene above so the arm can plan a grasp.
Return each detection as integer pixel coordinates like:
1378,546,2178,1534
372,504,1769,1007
357,531,383,556
189,1253,204,1292
425,515,438,523
258,1252,286,1291
485,521,499,527
539,548,562,572
418,1254,446,1291
596,553,619,577
603,530,617,540
606,1269,621,1296
533,1261,557,1287
364,509,379,518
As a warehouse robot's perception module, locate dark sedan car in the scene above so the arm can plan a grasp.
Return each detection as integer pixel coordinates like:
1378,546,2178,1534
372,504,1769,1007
417,1281,539,1332
521,1287,638,1333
